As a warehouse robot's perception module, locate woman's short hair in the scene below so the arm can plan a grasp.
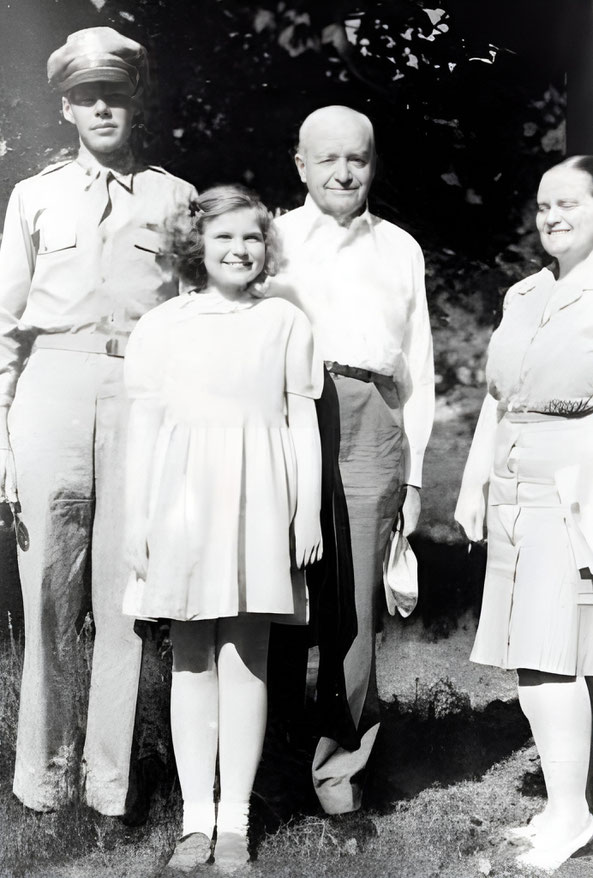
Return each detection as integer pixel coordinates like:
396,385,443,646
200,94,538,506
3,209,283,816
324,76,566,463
555,155,593,191
167,184,282,291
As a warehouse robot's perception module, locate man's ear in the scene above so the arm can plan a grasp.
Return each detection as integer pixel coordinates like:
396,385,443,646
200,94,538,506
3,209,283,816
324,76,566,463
61,95,76,126
295,153,307,183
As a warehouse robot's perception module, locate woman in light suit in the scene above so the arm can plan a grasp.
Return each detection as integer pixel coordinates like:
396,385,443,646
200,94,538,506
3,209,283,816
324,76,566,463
456,155,593,871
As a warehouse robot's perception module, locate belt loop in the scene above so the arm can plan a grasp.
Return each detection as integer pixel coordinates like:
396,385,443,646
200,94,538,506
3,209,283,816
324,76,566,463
105,338,122,357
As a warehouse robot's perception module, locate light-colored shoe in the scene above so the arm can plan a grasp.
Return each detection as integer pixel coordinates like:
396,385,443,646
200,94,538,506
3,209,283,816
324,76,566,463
162,832,213,875
213,831,250,874
505,811,546,841
516,813,593,872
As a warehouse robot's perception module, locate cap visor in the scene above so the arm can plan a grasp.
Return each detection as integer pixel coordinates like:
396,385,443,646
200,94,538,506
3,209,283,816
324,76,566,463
59,67,136,95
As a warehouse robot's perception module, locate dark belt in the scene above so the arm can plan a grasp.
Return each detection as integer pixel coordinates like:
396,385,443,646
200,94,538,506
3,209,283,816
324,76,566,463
325,361,393,388
32,329,129,358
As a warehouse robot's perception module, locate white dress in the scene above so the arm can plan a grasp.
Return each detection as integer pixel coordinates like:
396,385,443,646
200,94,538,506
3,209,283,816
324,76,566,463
122,290,323,622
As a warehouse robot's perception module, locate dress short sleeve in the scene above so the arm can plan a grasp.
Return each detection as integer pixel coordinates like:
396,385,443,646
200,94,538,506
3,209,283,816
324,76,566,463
124,311,168,401
285,304,324,399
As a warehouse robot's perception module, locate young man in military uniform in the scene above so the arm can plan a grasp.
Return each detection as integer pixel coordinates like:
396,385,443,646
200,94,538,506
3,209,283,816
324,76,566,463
0,27,197,816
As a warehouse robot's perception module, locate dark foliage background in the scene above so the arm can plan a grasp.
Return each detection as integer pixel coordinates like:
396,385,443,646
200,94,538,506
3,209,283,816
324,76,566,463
0,0,577,510
0,0,582,469
0,0,581,469
0,2,573,341
0,0,569,244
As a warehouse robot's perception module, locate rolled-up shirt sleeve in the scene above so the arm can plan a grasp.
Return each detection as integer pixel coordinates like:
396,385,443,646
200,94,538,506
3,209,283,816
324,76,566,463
401,245,434,487
0,185,35,406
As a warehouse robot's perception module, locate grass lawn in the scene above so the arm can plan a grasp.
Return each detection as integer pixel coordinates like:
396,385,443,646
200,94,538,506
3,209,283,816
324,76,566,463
1,625,592,878
2,739,593,878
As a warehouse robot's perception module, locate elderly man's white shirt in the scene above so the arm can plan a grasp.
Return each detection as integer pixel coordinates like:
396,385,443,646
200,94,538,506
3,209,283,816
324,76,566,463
272,196,434,486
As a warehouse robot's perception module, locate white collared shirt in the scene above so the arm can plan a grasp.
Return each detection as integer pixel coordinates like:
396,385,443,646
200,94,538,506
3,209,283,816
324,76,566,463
271,195,434,486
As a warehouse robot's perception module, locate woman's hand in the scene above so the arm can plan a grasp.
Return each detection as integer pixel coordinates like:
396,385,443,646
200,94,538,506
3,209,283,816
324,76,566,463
454,393,498,543
454,486,486,543
0,447,18,503
125,515,149,580
294,511,323,568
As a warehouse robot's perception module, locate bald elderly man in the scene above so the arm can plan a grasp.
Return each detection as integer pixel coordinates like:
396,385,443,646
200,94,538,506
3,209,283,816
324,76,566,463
0,28,196,815
272,106,434,816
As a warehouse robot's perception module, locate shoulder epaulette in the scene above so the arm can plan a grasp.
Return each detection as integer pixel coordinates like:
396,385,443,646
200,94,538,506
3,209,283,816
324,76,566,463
38,159,74,177
511,275,540,297
502,271,544,312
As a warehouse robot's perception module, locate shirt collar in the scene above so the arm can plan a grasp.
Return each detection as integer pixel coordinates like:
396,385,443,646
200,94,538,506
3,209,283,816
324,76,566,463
302,194,374,242
539,264,593,297
533,265,593,323
177,289,260,315
75,155,136,193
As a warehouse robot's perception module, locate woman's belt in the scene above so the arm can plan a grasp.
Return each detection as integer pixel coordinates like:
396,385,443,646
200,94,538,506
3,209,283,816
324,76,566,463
325,361,393,388
500,397,593,419
32,329,130,358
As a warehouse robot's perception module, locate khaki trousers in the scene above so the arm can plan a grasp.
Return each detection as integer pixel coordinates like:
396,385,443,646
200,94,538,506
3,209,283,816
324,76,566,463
312,375,403,814
9,349,142,815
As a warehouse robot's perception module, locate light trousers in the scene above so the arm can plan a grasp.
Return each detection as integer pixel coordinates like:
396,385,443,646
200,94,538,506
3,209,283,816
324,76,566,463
9,349,142,815
312,376,403,814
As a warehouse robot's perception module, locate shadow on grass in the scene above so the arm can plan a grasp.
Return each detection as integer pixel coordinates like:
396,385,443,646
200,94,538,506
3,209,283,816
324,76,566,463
365,696,531,813
253,535,525,844
408,534,487,639
251,690,532,845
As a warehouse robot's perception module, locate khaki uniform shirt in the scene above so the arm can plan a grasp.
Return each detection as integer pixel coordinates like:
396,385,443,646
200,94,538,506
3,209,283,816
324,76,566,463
0,158,197,405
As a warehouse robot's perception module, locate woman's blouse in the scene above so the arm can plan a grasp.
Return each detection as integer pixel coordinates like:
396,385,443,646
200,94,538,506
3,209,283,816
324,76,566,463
486,266,593,413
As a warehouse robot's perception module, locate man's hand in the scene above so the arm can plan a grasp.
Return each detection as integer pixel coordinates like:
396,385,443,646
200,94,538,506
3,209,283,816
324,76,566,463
294,511,323,568
0,448,18,504
401,485,421,536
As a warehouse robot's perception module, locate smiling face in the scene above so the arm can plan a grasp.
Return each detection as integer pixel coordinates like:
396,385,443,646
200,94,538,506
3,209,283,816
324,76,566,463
536,166,593,269
202,208,266,295
295,108,376,221
62,81,137,157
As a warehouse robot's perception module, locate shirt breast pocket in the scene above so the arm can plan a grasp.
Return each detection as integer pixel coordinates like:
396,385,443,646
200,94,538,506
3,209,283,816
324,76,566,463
36,210,77,254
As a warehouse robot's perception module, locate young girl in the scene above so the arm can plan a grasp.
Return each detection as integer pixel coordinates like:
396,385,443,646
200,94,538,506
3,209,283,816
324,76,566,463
123,185,323,873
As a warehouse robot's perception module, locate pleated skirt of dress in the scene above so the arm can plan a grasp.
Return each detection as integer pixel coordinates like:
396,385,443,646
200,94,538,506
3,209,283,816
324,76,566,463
123,417,306,623
471,413,593,676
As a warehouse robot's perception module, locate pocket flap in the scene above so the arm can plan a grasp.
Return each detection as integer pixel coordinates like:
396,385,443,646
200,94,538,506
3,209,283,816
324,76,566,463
134,226,162,254
37,209,77,254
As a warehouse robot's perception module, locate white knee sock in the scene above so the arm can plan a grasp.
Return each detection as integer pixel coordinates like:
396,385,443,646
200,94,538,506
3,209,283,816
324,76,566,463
518,675,591,834
171,668,218,838
216,800,250,836
182,801,217,838
217,621,269,835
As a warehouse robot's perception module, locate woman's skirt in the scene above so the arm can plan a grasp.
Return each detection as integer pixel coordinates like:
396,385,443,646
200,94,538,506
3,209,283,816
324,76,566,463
471,413,593,675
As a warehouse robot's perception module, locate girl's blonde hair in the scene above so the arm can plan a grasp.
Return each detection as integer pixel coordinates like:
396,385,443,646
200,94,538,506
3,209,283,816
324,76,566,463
167,184,282,291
